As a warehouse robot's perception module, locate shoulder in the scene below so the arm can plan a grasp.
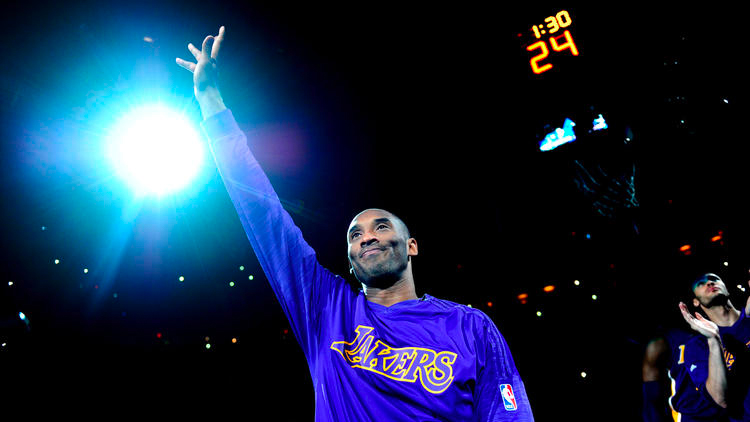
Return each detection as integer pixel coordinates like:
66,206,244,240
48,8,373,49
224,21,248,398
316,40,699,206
424,295,506,341
425,295,494,321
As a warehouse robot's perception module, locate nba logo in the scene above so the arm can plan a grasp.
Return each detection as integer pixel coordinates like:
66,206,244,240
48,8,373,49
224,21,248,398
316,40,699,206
499,384,517,411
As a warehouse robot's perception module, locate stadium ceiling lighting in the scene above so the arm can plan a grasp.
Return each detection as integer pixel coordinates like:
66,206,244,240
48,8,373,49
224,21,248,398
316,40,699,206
107,104,205,197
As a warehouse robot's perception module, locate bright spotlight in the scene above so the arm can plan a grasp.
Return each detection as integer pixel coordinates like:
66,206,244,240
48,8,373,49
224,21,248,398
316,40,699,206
107,104,205,196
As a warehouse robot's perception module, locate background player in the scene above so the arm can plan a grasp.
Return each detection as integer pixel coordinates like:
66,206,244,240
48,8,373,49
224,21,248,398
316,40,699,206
688,273,750,422
641,326,728,421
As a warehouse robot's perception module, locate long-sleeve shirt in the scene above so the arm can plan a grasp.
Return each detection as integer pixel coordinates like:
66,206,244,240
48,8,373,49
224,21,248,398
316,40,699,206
202,109,534,421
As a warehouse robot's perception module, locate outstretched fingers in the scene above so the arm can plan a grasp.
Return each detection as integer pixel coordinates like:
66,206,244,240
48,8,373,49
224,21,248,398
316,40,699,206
176,57,196,73
188,42,201,61
211,26,225,60
200,35,214,63
176,26,225,74
679,302,696,324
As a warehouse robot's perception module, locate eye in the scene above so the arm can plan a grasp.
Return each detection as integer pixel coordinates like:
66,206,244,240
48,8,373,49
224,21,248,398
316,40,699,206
376,224,389,230
350,232,361,239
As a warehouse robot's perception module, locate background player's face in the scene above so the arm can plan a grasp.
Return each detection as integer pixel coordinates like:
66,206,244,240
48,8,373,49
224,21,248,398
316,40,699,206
692,273,729,308
347,209,417,288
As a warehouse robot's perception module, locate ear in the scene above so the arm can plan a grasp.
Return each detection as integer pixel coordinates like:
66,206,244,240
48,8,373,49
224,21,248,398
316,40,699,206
407,237,418,257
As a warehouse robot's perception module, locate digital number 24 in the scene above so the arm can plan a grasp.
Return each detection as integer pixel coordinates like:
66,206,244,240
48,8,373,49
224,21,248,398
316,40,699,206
526,30,579,75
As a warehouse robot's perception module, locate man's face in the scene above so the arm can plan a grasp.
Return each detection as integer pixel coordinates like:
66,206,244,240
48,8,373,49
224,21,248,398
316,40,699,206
347,209,417,288
692,273,729,308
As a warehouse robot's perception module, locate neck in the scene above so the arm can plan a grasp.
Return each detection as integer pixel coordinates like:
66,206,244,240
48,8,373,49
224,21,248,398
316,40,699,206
703,302,741,327
363,271,418,308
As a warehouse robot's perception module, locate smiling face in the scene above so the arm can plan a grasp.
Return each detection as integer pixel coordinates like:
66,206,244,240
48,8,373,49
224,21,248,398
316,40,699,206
692,273,730,309
347,209,417,288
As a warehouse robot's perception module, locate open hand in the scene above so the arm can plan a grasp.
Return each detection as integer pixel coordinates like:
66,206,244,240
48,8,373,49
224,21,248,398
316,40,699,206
679,302,720,339
176,26,225,101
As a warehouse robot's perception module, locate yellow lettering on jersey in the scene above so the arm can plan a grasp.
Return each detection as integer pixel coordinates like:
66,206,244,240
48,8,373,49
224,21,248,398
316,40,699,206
331,325,458,394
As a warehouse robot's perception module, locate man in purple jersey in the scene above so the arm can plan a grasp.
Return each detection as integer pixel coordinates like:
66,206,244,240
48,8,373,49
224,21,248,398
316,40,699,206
687,273,750,422
641,326,728,422
177,27,534,421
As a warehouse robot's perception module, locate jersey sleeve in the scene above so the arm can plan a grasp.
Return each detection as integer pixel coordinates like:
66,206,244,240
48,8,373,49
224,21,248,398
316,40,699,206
202,109,348,364
475,314,534,422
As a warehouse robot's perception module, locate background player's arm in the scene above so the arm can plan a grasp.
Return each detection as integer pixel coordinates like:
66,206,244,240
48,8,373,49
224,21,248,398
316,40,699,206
680,302,728,408
641,337,671,422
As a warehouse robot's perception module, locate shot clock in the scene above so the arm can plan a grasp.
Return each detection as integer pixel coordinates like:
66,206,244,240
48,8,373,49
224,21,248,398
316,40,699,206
523,10,580,75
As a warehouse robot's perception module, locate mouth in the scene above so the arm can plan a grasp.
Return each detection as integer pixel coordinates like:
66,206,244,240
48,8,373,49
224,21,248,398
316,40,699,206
360,248,384,258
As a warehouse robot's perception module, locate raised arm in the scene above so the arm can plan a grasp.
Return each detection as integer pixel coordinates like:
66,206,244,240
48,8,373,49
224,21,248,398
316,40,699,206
177,28,350,362
679,302,728,408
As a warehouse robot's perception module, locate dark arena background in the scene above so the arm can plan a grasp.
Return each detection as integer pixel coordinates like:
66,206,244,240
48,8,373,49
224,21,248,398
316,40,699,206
0,2,746,420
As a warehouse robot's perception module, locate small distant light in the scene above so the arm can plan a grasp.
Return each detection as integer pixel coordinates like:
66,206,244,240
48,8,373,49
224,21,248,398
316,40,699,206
231,338,238,344
679,244,691,252
41,226,46,231
487,301,493,308
580,371,587,378
543,285,555,293
711,235,722,242
204,336,210,342
205,343,211,349
723,261,729,267
143,36,154,43
83,268,89,274
239,266,244,271
723,99,729,104
54,259,60,264
738,285,743,290
113,293,118,298
8,281,13,286
179,276,185,282
18,312,26,321
1,342,5,347
585,233,591,239
229,281,235,287
248,275,254,281
536,311,542,317
574,280,580,286
467,304,472,308
156,332,162,339
592,294,598,300
517,293,529,300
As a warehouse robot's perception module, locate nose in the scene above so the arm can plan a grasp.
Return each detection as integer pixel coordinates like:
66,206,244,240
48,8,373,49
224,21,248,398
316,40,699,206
360,235,379,248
